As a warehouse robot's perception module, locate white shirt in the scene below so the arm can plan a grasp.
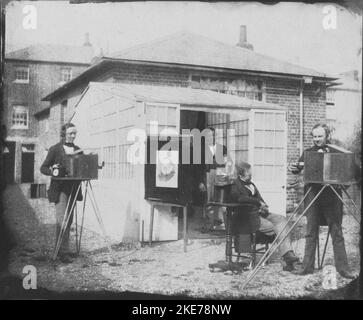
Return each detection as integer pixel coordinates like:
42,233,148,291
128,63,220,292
63,145,75,155
209,144,216,156
241,178,256,195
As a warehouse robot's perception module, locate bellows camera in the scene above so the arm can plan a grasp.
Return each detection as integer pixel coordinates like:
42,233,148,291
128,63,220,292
63,154,99,180
304,151,356,184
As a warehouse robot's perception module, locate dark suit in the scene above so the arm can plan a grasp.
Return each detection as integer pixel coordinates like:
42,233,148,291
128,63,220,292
40,142,83,203
229,177,293,256
294,144,350,273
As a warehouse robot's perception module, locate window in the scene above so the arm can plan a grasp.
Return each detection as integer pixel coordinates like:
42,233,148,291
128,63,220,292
103,146,117,179
12,105,29,129
14,66,29,83
326,89,335,105
60,100,68,125
191,75,264,101
21,144,35,153
61,68,72,83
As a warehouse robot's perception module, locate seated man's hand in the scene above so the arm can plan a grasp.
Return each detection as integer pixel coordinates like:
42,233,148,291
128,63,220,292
259,201,269,218
260,201,268,210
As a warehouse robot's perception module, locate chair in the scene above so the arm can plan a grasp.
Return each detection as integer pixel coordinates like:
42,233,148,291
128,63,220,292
232,231,276,268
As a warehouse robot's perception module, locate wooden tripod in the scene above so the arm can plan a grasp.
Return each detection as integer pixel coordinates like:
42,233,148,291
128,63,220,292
241,183,360,290
52,179,112,261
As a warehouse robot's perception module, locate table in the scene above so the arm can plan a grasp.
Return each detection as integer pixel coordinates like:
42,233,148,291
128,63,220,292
147,198,188,253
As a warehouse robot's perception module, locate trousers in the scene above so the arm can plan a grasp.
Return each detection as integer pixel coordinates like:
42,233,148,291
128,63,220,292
259,213,292,257
301,185,349,273
55,191,74,253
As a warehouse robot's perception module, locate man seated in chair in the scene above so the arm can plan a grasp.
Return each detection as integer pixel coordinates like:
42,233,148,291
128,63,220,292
230,161,299,271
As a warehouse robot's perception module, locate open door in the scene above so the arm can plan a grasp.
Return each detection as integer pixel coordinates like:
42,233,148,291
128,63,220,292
21,144,35,183
249,110,287,215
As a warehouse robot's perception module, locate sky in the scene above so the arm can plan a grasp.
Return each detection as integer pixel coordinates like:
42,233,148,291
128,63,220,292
5,1,362,77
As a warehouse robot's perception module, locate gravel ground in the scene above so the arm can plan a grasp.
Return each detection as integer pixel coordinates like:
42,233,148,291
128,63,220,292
1,183,360,299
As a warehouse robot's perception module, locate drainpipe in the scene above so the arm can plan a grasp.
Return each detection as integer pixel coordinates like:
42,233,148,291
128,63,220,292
299,80,304,155
300,76,313,154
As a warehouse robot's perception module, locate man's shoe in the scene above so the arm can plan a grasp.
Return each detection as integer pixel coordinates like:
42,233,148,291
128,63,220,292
292,267,314,276
282,263,295,272
58,253,73,264
283,250,300,264
339,270,355,279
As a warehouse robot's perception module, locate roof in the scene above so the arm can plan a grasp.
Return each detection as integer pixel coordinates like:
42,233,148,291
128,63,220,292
110,31,331,79
80,82,285,111
5,44,94,65
42,31,337,102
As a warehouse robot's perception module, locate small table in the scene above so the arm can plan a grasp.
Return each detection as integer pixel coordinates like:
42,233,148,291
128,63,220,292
147,198,188,253
207,202,243,263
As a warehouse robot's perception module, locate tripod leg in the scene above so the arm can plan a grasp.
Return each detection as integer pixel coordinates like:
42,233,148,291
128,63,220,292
340,185,361,224
320,227,330,269
77,180,88,254
317,233,320,269
53,183,81,260
87,182,113,256
329,185,360,224
75,203,78,254
53,184,76,260
53,185,74,258
241,184,328,290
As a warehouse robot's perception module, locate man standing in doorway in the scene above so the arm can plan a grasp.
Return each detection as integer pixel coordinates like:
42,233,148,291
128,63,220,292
198,127,228,231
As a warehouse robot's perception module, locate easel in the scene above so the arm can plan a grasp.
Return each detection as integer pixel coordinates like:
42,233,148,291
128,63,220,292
52,178,112,261
241,182,361,289
147,198,188,253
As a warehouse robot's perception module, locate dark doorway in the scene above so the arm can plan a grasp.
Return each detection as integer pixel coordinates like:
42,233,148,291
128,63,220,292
3,141,15,184
21,144,35,183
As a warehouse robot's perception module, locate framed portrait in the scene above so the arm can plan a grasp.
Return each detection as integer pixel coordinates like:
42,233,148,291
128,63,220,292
155,150,179,188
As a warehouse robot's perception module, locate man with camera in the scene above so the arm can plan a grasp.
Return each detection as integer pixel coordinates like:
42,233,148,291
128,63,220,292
40,123,83,263
289,123,355,279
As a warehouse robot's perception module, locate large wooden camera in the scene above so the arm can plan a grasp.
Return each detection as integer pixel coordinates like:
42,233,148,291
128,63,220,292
63,154,99,179
304,151,356,184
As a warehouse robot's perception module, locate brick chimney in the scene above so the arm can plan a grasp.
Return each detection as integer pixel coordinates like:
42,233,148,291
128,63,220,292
237,25,253,50
83,32,92,47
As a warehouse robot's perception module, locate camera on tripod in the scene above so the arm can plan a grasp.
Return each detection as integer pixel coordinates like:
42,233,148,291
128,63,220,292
52,154,102,179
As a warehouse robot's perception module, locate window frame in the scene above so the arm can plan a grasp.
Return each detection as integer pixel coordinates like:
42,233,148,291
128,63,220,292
60,67,73,83
326,88,335,105
14,65,30,84
190,74,265,102
11,105,29,129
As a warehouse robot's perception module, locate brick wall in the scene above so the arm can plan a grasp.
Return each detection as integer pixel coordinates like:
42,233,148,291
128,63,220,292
265,78,326,211
3,60,90,183
35,84,88,183
112,64,190,87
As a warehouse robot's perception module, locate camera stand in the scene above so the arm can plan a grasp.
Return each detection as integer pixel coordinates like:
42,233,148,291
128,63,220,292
241,182,360,290
52,179,112,261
